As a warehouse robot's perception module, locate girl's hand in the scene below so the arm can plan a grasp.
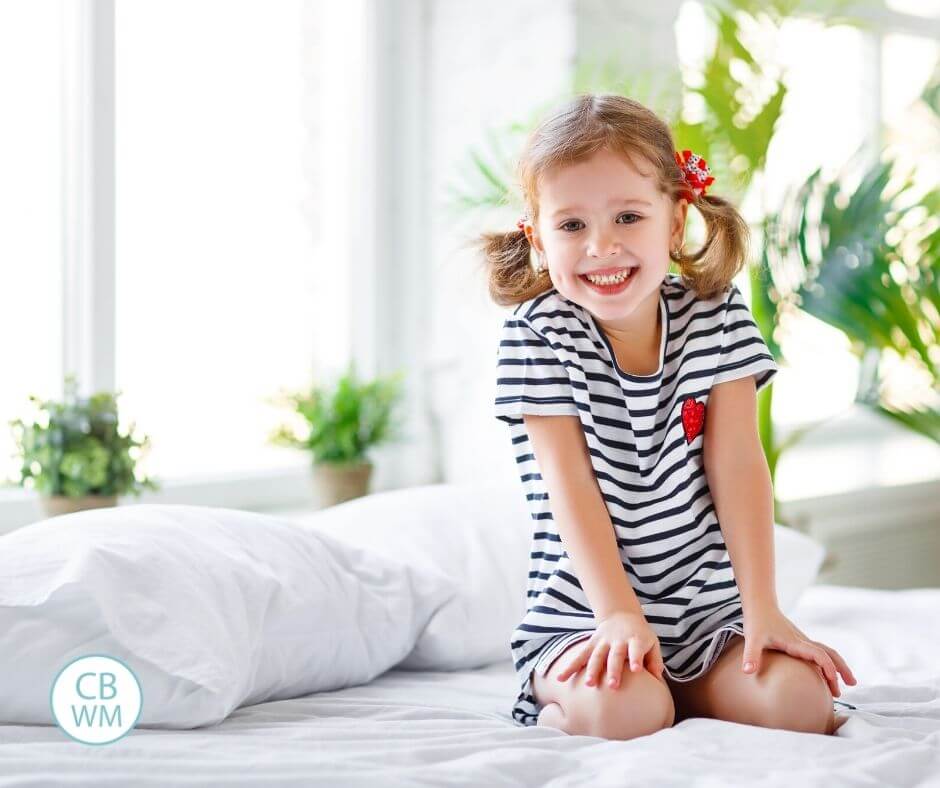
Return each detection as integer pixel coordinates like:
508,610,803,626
741,605,858,697
556,610,665,689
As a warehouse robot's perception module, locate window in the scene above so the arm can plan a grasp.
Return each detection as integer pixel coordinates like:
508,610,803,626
882,32,939,199
0,0,415,532
0,0,64,487
879,31,939,412
759,17,871,431
114,0,317,479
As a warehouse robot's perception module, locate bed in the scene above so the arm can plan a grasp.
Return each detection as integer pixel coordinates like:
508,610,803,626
1,582,938,788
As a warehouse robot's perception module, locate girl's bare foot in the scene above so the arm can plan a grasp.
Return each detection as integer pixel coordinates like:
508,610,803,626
830,712,849,735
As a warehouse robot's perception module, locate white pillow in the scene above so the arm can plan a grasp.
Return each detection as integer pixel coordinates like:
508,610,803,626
293,481,532,671
0,504,453,728
291,481,827,671
773,521,827,612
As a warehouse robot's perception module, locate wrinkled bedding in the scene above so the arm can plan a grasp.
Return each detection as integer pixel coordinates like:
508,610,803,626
0,584,937,788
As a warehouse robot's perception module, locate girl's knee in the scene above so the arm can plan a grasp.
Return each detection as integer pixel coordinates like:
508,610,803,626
762,662,834,735
564,671,675,740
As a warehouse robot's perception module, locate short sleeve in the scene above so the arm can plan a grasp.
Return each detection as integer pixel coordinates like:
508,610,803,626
712,285,779,393
494,317,580,425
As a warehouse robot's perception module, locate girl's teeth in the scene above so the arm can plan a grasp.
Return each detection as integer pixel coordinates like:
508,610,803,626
586,269,633,285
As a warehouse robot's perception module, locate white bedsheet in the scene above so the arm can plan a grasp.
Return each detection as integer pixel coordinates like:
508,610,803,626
1,584,938,788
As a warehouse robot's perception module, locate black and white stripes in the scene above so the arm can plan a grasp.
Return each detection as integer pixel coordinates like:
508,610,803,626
494,273,779,727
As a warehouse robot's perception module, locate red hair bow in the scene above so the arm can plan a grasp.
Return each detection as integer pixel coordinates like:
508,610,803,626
675,149,714,202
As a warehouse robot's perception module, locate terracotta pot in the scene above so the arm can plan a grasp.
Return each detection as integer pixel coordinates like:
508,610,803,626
41,494,119,518
311,460,373,508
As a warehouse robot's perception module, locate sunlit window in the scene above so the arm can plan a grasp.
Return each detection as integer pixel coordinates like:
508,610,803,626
0,0,64,487
879,32,939,413
759,18,870,430
115,0,318,479
882,32,939,197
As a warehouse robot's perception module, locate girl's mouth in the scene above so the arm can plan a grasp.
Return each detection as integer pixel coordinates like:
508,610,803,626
579,267,638,295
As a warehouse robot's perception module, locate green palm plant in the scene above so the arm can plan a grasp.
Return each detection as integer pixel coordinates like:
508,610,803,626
453,0,938,523
763,152,939,468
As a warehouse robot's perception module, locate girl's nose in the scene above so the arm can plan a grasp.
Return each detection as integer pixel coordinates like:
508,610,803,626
588,234,621,258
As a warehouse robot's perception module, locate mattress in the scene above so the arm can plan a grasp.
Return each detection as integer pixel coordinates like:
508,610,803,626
0,583,938,788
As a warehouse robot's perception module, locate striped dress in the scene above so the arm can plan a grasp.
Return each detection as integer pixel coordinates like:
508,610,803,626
493,273,779,727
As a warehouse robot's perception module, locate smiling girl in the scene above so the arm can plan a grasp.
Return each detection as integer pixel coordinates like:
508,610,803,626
481,93,856,739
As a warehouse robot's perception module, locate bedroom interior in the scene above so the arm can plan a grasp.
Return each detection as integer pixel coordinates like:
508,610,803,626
0,0,938,785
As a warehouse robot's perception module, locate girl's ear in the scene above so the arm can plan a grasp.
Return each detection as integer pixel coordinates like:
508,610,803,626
526,225,545,255
671,198,689,247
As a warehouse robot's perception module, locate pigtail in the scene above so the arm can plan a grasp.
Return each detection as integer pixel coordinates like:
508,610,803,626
476,225,552,307
670,192,751,301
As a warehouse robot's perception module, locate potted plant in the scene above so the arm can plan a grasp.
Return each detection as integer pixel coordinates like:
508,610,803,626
8,374,159,518
267,362,407,507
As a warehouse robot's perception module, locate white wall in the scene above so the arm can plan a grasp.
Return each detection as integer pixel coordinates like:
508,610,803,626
423,0,683,486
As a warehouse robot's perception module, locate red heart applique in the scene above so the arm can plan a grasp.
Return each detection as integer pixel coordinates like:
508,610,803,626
681,397,705,444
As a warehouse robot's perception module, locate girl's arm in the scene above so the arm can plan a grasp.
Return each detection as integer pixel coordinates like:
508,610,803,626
703,374,857,695
523,413,644,620
703,375,779,616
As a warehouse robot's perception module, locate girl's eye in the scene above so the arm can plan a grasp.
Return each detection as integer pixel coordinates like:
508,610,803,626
560,213,642,232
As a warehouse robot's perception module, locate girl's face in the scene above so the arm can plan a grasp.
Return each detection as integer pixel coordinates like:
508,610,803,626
526,147,688,333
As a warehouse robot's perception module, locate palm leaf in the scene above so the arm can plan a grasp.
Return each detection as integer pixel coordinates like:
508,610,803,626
767,152,939,444
871,402,940,443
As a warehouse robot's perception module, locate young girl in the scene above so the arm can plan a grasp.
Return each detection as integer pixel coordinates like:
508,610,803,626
481,94,857,739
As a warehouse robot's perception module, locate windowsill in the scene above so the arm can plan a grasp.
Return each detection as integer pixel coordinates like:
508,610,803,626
773,405,940,503
0,463,317,534
1,406,936,531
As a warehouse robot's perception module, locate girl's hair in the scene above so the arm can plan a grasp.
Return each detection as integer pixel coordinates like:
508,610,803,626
477,93,751,306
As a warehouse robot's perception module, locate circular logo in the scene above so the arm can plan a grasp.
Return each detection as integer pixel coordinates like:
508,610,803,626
50,654,142,745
